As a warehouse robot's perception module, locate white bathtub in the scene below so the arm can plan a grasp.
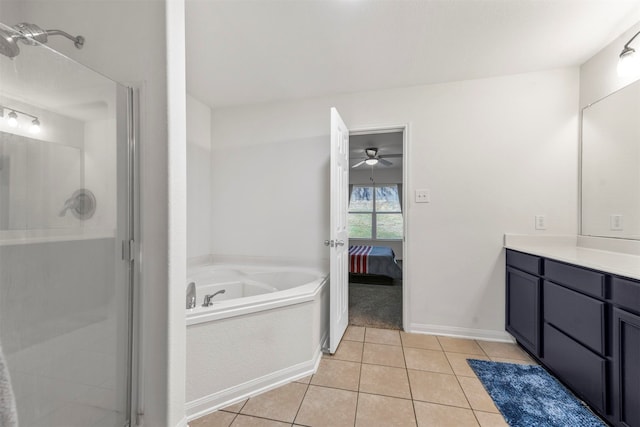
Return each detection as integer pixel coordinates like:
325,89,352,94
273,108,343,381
185,262,329,420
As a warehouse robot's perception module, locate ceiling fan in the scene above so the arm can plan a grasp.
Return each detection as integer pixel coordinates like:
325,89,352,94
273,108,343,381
352,147,401,168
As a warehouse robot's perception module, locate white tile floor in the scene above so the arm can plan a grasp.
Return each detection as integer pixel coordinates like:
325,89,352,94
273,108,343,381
191,327,538,427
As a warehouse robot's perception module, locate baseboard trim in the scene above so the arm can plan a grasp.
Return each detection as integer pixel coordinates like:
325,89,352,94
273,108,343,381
185,338,325,422
407,323,515,342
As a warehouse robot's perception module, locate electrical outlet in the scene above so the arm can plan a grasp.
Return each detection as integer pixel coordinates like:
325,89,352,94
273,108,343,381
535,215,546,230
610,214,623,231
415,189,430,203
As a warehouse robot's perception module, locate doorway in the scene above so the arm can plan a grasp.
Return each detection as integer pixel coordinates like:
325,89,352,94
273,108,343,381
347,128,406,330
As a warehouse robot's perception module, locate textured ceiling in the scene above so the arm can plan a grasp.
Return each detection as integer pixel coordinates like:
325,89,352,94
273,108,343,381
186,0,640,109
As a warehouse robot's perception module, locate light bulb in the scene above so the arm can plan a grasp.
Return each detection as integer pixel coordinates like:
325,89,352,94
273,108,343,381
365,158,379,166
30,118,40,134
618,48,640,77
7,111,18,127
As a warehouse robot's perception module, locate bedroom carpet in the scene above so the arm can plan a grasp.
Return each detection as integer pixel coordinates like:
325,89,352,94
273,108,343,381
348,281,402,330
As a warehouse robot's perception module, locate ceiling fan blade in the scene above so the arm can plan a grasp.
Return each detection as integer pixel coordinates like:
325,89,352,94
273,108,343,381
352,160,366,168
379,158,393,166
378,153,402,159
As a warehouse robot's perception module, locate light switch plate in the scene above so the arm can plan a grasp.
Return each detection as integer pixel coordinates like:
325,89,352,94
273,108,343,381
415,189,430,203
535,215,546,230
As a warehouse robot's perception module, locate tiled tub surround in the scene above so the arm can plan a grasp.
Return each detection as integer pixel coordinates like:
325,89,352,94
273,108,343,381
190,327,534,427
186,261,329,421
504,234,640,427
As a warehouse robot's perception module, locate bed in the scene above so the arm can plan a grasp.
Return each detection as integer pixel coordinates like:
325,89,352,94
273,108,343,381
348,245,403,280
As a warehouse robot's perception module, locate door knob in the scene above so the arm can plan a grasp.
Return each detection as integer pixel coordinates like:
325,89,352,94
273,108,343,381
335,240,345,247
324,240,335,247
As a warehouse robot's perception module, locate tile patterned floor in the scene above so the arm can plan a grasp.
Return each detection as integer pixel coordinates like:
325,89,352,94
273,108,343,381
190,327,537,427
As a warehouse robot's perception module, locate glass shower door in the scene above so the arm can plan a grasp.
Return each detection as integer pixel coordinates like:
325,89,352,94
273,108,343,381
0,23,133,427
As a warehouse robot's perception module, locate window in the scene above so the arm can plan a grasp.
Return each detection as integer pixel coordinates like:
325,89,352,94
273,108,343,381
348,184,403,240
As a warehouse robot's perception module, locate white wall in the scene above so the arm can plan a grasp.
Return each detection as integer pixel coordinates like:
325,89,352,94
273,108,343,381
210,67,579,339
210,132,330,264
187,95,212,260
0,1,185,426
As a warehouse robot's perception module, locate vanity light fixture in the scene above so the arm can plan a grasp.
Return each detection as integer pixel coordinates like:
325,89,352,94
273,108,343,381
30,118,40,134
7,111,18,127
618,29,640,76
0,105,41,133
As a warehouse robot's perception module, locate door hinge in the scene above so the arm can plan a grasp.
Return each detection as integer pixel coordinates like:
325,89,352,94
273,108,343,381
122,239,135,262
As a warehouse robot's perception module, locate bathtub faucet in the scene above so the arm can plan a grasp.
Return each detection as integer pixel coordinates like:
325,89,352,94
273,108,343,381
203,290,226,307
186,282,196,309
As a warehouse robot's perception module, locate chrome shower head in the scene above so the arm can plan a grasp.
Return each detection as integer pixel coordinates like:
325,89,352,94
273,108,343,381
0,28,20,58
0,22,84,58
13,23,84,50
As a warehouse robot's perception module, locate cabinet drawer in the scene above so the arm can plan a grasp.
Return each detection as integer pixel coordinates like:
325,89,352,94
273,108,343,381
543,323,608,415
506,250,541,275
612,276,640,316
544,281,605,355
544,260,605,298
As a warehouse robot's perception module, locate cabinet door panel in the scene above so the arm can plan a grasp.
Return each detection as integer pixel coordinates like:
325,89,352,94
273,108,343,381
544,323,608,415
506,267,540,356
544,280,605,355
613,308,640,427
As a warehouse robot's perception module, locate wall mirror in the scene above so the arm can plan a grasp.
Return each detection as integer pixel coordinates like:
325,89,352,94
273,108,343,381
581,78,640,240
0,131,82,230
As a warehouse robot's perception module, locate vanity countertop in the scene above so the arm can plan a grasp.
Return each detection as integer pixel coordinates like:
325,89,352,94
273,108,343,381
504,234,640,281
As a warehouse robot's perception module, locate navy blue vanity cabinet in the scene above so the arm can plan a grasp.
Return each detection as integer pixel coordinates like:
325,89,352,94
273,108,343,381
505,250,542,356
542,263,609,417
504,250,627,424
612,277,640,427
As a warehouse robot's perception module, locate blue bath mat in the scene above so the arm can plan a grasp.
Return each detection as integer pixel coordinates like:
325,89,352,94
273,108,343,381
467,359,607,427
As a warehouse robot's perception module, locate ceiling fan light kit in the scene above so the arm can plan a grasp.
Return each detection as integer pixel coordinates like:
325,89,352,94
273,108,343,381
352,147,401,168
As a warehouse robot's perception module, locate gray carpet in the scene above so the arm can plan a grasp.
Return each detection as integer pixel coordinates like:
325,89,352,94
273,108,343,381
349,281,402,330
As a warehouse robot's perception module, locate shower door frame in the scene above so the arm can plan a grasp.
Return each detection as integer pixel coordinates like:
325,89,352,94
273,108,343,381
104,82,140,427
124,86,140,427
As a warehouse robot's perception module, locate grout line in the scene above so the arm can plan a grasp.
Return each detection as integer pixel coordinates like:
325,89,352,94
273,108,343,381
232,412,299,425
399,337,420,424
352,328,367,427
291,381,310,426
411,398,480,411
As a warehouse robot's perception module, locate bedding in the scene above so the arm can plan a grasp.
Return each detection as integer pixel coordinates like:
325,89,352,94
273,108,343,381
348,245,403,279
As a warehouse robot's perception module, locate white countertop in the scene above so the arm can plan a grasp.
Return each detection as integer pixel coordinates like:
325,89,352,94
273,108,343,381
504,234,640,281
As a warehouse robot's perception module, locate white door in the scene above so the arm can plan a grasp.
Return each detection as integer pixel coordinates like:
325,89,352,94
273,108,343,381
328,107,350,353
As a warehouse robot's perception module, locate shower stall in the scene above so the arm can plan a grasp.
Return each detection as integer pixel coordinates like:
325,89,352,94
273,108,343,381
0,22,136,426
